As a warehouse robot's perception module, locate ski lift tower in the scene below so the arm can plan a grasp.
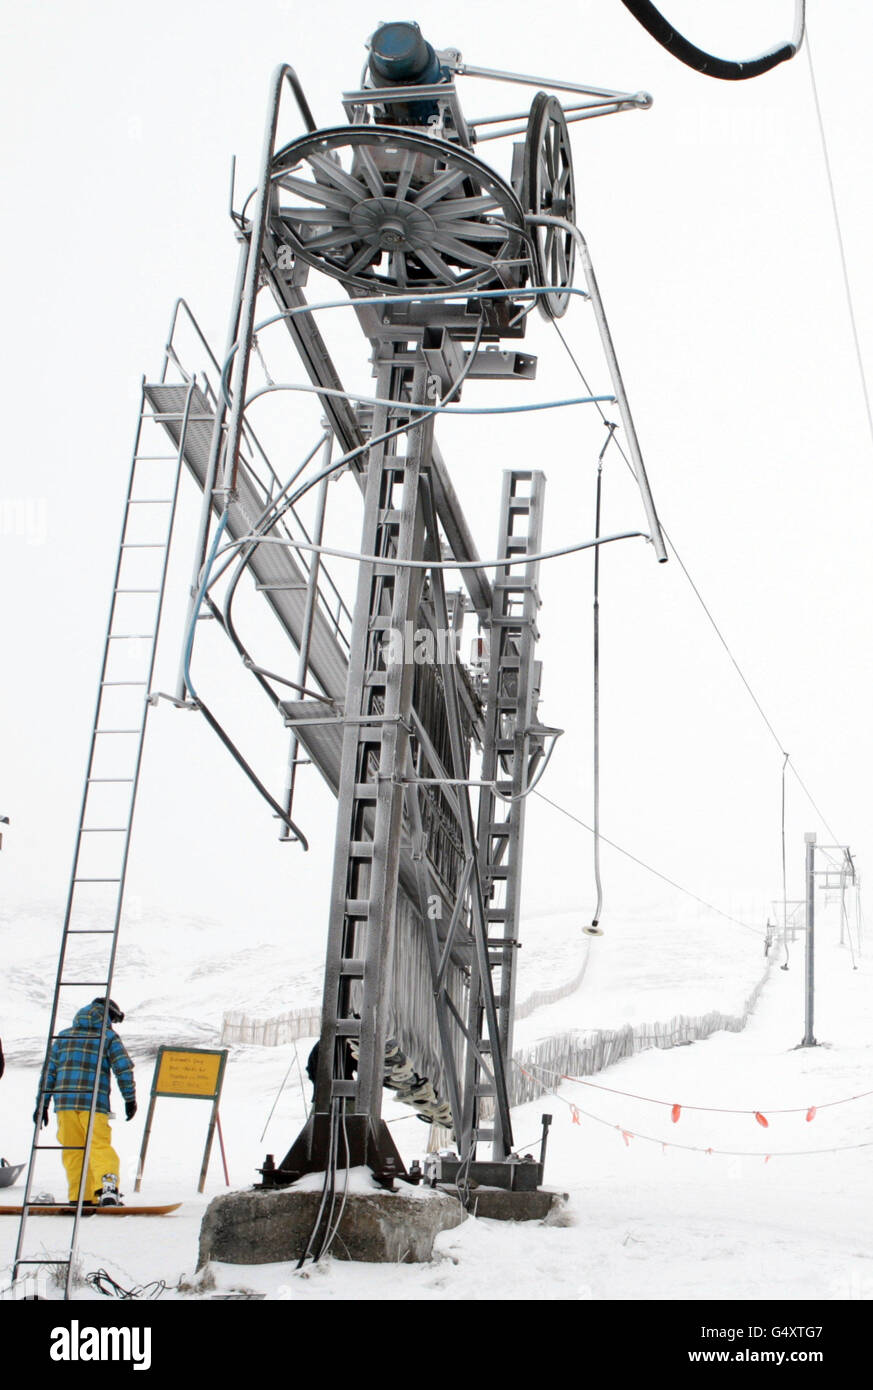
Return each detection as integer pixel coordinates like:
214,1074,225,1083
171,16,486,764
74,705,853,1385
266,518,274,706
18,21,669,1285
244,23,666,1196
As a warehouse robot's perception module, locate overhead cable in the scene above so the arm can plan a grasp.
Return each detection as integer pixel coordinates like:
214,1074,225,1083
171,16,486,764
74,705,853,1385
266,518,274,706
549,318,842,845
805,25,873,455
533,788,761,937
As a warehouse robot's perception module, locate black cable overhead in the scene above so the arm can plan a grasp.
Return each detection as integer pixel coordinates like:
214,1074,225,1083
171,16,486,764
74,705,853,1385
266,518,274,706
620,0,806,81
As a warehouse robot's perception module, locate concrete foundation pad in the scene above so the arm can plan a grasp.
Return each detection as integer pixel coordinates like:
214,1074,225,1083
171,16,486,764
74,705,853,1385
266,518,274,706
198,1182,467,1266
439,1185,568,1222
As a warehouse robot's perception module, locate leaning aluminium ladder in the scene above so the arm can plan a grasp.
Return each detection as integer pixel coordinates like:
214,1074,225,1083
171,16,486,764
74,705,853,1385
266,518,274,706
13,381,193,1298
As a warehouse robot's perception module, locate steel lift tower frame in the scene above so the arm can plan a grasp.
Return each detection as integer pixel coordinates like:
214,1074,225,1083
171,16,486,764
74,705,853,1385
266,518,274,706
17,21,668,1290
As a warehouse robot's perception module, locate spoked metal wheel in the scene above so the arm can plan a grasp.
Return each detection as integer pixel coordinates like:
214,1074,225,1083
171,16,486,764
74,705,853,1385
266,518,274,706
522,93,576,319
270,126,526,294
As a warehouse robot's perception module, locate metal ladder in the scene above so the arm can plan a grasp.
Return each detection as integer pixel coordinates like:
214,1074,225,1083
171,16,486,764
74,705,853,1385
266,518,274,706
13,380,194,1298
467,470,545,1156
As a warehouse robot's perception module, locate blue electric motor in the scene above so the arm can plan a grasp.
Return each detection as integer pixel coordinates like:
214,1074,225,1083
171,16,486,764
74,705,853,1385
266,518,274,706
368,21,447,125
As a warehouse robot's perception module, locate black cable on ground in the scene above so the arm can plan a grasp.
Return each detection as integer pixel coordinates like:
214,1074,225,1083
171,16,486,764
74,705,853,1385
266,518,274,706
86,1269,173,1300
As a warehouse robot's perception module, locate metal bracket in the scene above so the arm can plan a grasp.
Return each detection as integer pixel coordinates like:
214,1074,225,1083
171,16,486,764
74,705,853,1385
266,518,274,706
146,691,198,710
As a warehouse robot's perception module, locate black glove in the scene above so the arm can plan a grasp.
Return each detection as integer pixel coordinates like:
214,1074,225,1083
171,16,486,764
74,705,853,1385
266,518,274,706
33,1105,49,1128
125,1099,137,1121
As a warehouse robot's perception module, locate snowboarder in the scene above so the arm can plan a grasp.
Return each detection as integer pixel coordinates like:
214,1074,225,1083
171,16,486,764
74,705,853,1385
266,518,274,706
34,997,137,1207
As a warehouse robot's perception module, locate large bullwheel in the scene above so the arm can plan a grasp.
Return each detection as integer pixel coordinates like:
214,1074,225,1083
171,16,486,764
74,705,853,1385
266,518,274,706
271,126,526,294
522,93,576,319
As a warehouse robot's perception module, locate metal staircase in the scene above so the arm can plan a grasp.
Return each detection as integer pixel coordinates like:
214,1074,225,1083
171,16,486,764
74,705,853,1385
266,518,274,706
13,380,194,1297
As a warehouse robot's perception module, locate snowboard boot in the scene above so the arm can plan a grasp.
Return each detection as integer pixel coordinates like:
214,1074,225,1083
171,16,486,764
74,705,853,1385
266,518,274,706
98,1173,122,1207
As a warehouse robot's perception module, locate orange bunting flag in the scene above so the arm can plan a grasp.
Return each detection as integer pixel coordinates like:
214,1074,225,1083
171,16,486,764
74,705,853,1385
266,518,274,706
671,1103,681,1124
571,1105,581,1126
621,1130,633,1147
806,1106,817,1123
755,1112,769,1128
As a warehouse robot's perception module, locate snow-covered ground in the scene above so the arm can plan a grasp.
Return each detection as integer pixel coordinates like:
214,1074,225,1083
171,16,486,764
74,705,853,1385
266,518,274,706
2,897,870,1306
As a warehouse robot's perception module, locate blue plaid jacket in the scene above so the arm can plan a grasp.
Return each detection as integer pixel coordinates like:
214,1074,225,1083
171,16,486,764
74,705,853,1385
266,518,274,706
40,1001,135,1114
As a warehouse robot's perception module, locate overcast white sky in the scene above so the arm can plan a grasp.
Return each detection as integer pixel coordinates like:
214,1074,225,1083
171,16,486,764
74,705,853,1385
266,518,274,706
1,2,871,958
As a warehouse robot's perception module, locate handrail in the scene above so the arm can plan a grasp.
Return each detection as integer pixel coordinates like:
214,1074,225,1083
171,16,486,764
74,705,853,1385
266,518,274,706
161,298,224,383
223,65,317,498
159,294,356,650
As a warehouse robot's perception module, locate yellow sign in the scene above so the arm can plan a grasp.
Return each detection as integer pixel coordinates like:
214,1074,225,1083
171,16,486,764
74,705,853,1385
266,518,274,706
154,1048,224,1099
137,1048,229,1194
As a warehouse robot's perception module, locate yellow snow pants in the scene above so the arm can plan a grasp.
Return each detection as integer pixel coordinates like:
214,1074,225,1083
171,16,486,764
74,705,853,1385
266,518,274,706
57,1111,120,1202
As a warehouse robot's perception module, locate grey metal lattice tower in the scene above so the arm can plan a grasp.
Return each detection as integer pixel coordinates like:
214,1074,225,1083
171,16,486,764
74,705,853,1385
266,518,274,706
22,27,670,1278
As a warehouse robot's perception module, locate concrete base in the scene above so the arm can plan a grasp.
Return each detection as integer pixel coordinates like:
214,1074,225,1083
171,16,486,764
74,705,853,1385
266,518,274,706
439,1185,568,1222
198,1184,466,1266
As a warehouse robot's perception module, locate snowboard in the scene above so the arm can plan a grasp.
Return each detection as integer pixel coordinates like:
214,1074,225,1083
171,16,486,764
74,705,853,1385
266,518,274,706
0,1202,182,1216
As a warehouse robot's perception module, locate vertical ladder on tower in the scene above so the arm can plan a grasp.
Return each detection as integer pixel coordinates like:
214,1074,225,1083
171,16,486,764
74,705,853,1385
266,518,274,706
13,379,194,1298
467,470,545,1157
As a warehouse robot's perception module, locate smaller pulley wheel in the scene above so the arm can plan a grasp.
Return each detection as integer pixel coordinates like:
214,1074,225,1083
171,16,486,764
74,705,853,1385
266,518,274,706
522,93,576,319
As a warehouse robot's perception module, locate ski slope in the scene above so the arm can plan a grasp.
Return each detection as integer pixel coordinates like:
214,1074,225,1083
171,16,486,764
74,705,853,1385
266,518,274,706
2,898,870,1303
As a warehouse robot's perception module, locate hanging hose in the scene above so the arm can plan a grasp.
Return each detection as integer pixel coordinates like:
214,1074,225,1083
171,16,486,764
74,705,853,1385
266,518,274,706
840,866,858,971
781,751,790,969
584,425,616,937
619,0,805,81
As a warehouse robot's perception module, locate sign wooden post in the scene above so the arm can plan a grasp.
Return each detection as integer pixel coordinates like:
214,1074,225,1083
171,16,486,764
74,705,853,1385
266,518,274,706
135,1047,229,1194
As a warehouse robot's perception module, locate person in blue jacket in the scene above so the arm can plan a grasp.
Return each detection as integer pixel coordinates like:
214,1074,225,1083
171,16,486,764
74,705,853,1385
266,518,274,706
34,998,136,1206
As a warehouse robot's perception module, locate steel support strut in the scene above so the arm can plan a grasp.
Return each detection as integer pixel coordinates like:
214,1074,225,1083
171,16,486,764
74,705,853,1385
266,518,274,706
526,213,667,564
279,352,432,1179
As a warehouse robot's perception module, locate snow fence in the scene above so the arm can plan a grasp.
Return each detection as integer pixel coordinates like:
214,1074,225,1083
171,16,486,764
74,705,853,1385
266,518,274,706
220,1007,320,1047
507,953,776,1107
219,948,776,1110
219,955,590,1048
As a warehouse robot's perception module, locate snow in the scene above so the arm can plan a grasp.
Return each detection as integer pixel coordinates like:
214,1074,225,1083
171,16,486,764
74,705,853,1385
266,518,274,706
2,897,871,1308
1,6,870,1343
